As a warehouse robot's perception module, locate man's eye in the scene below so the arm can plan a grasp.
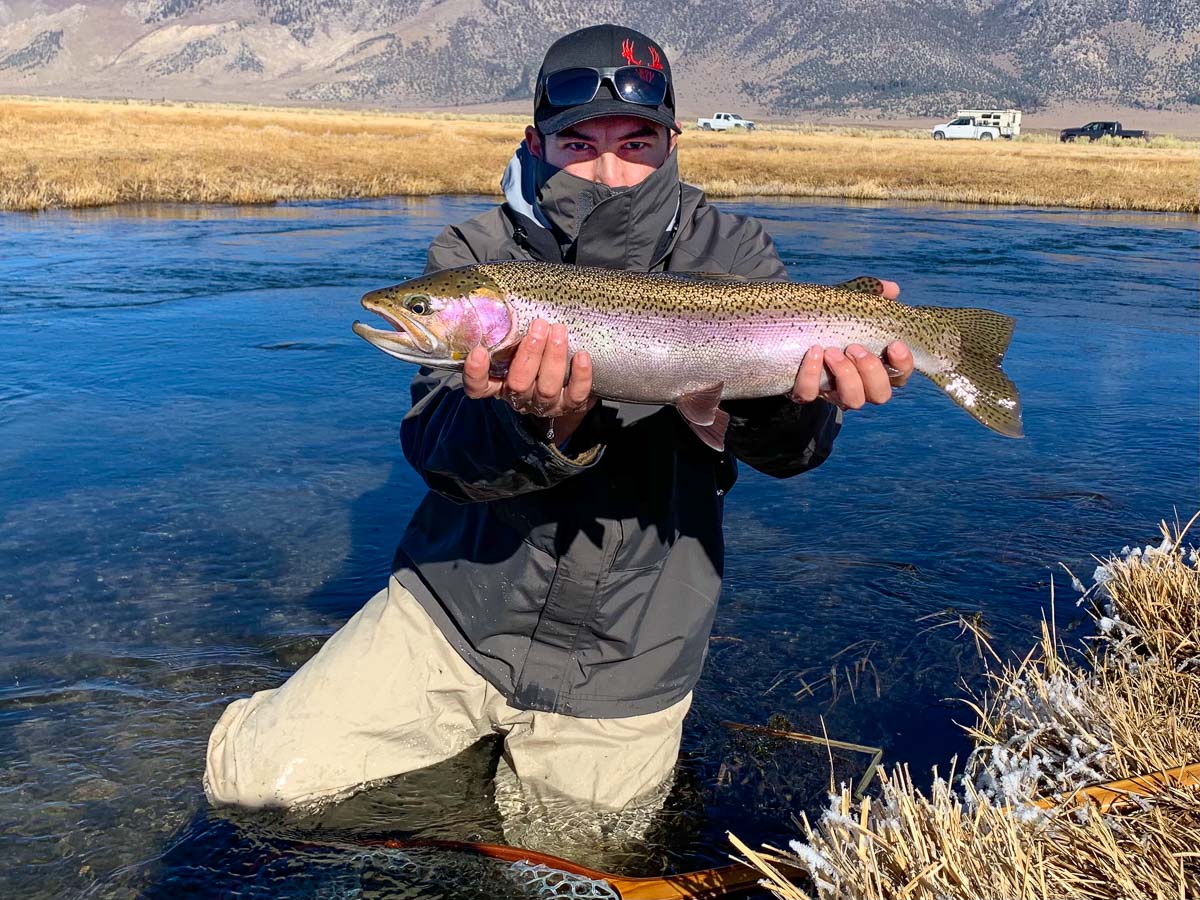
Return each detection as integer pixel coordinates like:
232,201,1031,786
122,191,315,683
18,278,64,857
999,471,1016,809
563,142,592,152
624,141,651,151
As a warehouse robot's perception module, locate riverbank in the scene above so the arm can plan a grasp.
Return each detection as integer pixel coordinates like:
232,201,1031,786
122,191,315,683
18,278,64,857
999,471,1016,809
2,96,1197,213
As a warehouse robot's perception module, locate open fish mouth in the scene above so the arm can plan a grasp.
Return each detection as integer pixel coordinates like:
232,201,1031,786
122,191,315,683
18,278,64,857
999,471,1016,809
353,301,451,365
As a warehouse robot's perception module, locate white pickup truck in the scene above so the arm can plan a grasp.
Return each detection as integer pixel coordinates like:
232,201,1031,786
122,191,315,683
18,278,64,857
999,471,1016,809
697,112,756,131
931,109,1021,141
931,115,1000,140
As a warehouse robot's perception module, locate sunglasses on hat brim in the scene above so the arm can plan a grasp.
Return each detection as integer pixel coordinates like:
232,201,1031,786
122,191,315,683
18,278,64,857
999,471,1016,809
539,66,671,109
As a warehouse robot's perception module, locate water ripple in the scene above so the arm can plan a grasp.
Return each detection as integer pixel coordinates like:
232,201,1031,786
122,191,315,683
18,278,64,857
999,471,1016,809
0,196,1196,899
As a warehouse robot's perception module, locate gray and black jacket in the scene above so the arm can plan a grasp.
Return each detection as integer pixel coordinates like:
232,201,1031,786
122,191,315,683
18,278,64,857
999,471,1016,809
393,143,841,717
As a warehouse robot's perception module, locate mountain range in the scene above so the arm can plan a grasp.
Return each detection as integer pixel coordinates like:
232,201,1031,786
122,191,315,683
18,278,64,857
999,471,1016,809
1,0,1197,118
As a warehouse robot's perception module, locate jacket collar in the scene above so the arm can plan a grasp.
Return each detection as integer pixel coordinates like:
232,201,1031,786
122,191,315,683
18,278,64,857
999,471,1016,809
501,141,684,271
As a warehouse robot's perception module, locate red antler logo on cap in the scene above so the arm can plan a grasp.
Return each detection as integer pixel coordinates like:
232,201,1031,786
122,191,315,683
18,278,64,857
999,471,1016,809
621,38,642,65
648,46,663,70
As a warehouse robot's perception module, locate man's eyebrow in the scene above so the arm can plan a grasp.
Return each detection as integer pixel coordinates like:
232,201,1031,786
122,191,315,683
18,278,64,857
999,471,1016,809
555,126,594,141
555,124,660,142
617,125,659,140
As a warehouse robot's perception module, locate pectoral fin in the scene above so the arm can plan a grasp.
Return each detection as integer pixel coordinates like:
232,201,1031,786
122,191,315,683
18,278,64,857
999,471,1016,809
487,345,517,379
676,382,729,451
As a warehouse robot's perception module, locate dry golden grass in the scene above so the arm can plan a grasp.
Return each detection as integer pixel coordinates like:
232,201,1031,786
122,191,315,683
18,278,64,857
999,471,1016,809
2,96,1197,213
738,515,1200,899
685,130,1199,212
0,97,519,209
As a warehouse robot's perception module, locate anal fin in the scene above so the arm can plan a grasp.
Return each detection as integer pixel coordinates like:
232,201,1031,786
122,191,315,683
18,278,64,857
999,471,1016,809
676,382,728,451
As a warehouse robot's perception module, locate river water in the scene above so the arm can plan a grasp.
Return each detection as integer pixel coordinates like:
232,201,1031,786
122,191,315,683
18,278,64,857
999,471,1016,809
1,197,1196,898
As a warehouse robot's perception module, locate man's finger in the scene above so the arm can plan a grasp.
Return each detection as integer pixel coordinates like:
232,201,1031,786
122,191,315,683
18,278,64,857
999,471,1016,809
790,345,825,403
824,347,865,409
534,324,569,412
881,279,901,300
463,346,499,399
505,319,550,397
884,340,914,387
564,350,593,410
847,345,892,405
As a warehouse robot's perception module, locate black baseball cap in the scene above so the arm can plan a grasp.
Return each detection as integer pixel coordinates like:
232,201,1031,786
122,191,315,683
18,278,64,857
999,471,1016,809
534,24,679,135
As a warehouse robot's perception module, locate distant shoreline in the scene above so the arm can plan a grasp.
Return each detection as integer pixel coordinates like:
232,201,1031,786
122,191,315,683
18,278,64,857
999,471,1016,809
2,96,1196,214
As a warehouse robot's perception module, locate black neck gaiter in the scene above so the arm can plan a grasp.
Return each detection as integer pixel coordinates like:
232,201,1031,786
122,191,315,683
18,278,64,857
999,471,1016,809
533,148,682,271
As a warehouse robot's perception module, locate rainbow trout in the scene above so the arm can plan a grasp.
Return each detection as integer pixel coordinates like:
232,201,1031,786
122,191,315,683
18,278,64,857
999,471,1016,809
352,261,1023,450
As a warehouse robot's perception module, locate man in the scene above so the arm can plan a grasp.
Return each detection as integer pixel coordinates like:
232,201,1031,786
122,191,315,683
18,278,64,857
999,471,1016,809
204,24,912,847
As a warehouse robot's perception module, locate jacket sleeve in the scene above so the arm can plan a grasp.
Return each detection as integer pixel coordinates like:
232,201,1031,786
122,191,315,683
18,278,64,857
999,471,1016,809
425,224,481,268
398,227,603,504
720,216,843,478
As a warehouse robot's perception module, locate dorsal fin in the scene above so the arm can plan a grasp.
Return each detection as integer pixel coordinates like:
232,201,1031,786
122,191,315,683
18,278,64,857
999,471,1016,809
834,276,887,295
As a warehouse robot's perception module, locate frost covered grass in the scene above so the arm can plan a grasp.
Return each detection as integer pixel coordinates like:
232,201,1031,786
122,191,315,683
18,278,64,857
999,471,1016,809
738,514,1200,900
2,96,1197,213
968,522,1200,805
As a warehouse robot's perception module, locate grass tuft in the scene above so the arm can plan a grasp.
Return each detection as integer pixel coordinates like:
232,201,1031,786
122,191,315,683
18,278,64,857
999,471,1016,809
740,514,1200,899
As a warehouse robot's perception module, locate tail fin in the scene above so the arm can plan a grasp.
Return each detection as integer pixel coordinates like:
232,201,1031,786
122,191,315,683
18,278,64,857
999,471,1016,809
924,307,1024,438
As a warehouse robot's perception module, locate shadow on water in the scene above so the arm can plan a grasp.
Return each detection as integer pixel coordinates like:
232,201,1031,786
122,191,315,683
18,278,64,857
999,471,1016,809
135,442,740,892
131,401,762,891
294,458,411,624
128,442,512,897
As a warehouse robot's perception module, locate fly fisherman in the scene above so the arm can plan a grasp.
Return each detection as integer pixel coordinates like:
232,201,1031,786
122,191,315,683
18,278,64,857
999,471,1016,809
205,24,914,851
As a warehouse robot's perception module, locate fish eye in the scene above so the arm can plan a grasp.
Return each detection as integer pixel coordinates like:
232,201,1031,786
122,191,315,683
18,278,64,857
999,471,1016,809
405,293,431,315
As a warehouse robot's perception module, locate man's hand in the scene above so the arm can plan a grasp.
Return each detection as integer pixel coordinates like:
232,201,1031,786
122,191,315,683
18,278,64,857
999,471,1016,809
463,319,597,444
789,279,914,411
790,341,914,410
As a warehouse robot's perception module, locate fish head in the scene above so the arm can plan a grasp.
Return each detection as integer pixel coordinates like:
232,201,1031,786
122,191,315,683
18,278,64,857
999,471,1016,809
352,267,518,369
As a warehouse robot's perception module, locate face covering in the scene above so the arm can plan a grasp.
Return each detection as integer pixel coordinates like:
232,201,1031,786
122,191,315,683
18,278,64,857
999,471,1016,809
505,138,682,271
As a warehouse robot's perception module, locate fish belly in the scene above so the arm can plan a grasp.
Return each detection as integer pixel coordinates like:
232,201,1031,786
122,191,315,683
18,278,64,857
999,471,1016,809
539,305,910,404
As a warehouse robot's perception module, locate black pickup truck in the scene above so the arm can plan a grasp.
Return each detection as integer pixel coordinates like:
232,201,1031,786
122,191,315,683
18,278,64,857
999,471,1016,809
1059,121,1150,142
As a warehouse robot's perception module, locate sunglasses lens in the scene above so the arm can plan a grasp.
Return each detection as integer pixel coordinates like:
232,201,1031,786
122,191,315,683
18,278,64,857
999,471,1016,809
544,68,602,106
613,67,668,105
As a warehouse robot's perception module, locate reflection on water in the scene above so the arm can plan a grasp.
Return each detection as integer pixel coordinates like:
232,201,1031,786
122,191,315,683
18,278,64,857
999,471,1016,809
1,196,1197,899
